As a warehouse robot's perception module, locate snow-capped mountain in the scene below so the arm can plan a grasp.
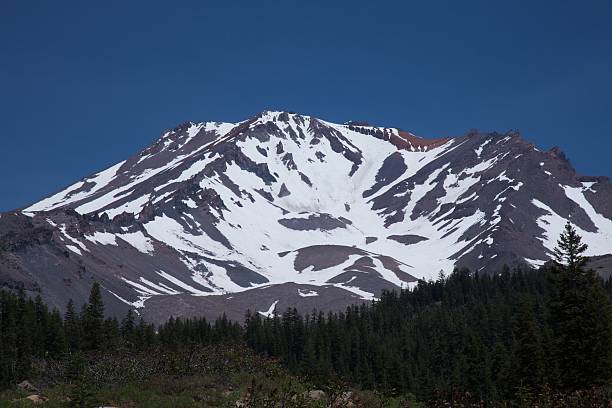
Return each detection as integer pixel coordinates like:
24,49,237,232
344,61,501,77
2,111,611,323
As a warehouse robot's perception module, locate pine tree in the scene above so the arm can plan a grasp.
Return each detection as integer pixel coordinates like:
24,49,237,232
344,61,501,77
554,221,589,271
15,290,35,378
64,299,82,352
121,309,136,349
511,296,545,396
33,295,48,357
0,291,19,387
102,317,121,349
463,330,487,400
490,343,512,400
549,222,612,390
82,283,105,351
46,309,68,357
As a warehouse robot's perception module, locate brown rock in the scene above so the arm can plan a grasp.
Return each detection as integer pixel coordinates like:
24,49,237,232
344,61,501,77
305,389,326,401
17,380,39,393
333,391,355,407
25,395,47,404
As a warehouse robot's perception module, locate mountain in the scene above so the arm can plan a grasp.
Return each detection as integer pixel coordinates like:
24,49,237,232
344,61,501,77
2,110,611,323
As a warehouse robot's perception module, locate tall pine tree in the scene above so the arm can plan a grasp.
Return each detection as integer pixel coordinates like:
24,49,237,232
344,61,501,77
549,222,612,389
82,283,105,351
511,296,545,396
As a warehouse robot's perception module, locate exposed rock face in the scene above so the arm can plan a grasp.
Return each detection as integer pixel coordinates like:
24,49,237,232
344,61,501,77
1,110,611,324
277,214,351,231
387,234,429,245
586,254,612,280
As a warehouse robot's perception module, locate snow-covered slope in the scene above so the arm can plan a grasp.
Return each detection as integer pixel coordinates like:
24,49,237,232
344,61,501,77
2,110,612,322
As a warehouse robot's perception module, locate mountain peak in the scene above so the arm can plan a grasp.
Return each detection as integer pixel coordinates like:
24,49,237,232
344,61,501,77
8,111,612,323
253,110,305,123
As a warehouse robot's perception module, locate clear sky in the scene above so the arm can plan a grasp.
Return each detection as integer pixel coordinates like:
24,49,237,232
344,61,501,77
1,1,611,211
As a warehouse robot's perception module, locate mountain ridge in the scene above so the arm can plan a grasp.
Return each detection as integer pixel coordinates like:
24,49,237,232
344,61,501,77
2,110,611,323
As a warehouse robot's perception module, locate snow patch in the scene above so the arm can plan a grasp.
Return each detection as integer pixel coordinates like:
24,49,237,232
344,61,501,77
259,300,279,317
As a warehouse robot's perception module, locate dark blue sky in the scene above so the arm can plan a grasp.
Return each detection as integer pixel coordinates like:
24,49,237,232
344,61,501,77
1,1,611,211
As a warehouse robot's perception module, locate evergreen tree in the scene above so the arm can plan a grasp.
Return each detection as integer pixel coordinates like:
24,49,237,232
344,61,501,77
549,222,612,389
553,221,588,270
33,295,48,356
511,296,545,395
102,317,121,349
46,309,68,357
64,299,82,352
0,291,19,387
82,283,105,351
121,309,136,349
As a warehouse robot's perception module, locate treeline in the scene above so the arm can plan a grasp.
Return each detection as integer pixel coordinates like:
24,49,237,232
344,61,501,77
0,283,241,388
1,223,611,405
244,224,612,403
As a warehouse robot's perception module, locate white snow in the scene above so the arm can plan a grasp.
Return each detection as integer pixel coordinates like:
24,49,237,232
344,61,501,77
65,245,82,256
109,290,151,309
104,194,151,220
121,277,164,296
184,198,198,208
157,270,211,295
474,138,491,158
25,161,126,212
58,224,89,253
532,190,612,257
117,231,155,254
524,257,546,268
138,277,181,295
84,232,118,246
258,300,279,317
333,281,377,300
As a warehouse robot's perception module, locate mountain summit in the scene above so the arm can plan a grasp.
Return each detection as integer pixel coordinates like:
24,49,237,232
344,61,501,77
2,111,611,322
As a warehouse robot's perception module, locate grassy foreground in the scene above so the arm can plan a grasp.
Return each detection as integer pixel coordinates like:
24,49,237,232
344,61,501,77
0,345,420,408
1,344,612,407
